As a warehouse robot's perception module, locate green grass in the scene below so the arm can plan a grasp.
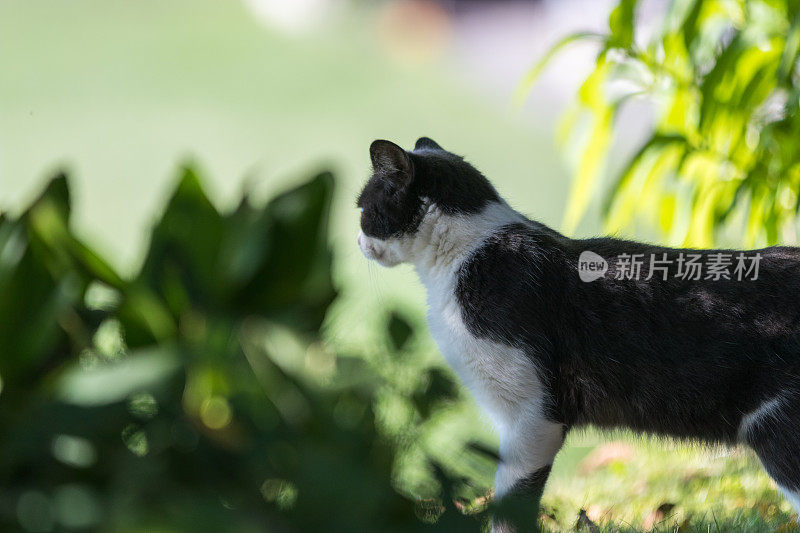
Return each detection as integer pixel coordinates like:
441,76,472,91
0,0,795,530
543,430,798,531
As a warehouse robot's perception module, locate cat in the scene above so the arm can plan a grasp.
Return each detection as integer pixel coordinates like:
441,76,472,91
356,137,800,531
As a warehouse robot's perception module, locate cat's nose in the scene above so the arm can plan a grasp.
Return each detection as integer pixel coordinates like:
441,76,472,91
357,232,362,247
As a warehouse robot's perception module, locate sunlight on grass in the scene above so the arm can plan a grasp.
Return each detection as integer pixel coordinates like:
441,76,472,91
543,429,798,531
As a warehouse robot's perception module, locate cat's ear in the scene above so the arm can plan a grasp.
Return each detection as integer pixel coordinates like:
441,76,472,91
414,137,442,151
370,140,413,185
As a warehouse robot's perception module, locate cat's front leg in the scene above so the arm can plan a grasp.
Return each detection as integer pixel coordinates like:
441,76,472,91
492,417,565,533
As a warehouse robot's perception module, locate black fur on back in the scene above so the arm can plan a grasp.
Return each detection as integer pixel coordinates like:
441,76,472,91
456,222,800,445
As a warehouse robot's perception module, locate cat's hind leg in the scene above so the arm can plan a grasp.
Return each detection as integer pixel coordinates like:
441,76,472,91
739,391,800,516
492,413,565,533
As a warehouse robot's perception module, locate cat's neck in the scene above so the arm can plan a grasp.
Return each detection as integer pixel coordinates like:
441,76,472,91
412,200,523,286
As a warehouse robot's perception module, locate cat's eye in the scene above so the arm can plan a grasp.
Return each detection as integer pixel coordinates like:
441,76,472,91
359,207,364,213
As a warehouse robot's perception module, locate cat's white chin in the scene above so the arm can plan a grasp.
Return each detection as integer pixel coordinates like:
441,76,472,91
358,231,403,267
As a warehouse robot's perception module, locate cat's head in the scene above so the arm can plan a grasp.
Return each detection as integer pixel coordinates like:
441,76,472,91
356,137,500,267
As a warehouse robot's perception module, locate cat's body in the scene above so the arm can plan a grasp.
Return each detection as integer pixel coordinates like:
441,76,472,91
357,138,800,529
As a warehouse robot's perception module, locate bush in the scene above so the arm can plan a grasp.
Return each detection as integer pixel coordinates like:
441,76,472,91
0,169,485,532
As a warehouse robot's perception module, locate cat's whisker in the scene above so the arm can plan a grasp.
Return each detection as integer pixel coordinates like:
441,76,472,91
366,261,388,310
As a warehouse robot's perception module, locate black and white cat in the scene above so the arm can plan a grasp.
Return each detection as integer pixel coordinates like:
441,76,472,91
356,137,800,530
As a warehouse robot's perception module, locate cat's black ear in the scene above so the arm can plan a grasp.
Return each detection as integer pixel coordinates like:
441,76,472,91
415,137,442,151
370,140,413,184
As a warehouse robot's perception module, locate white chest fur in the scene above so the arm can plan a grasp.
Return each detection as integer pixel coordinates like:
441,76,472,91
403,201,563,499
423,266,544,436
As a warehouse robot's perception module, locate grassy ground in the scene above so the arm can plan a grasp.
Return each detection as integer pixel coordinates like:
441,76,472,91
0,0,795,530
544,431,798,531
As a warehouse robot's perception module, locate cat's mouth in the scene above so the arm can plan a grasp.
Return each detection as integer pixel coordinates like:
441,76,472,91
358,231,391,265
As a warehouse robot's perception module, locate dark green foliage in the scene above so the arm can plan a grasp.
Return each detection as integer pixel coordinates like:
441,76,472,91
412,369,458,419
0,169,486,532
387,311,413,352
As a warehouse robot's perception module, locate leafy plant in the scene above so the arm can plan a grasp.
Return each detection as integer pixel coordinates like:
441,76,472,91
0,169,485,532
523,0,800,247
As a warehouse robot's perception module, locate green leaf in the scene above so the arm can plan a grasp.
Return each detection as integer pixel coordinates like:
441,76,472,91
698,32,743,133
67,239,125,290
602,134,689,216
386,311,413,351
0,218,76,390
236,172,336,332
514,32,607,106
779,7,800,81
465,440,500,462
412,368,458,418
679,0,704,57
115,284,177,347
562,97,615,233
57,348,180,406
137,165,225,315
218,198,272,289
25,173,71,222
608,0,637,49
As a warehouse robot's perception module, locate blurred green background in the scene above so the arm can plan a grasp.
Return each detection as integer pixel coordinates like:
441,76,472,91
2,0,798,531
0,0,571,367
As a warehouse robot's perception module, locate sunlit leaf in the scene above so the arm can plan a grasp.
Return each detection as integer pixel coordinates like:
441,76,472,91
536,0,800,247
514,32,607,106
57,348,179,406
608,0,637,49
